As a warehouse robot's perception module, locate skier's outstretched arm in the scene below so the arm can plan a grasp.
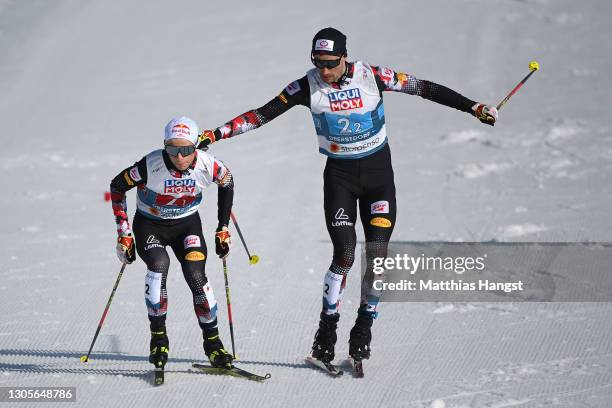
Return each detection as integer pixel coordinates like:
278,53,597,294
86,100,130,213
198,77,310,148
109,158,147,263
371,65,498,125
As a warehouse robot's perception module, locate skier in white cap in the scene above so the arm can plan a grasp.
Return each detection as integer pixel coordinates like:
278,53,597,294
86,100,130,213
109,116,235,373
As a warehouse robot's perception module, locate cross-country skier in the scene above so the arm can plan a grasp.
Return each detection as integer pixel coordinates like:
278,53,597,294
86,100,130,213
110,116,235,371
196,27,498,368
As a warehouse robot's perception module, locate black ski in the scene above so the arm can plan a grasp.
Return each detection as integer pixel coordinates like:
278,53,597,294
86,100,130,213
305,356,343,377
154,367,164,385
192,363,271,382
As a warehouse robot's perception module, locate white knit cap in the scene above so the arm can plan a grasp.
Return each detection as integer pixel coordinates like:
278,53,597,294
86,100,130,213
164,116,199,145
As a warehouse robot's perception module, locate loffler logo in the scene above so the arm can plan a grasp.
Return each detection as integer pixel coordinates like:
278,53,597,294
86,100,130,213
146,235,160,244
332,208,353,227
145,235,163,251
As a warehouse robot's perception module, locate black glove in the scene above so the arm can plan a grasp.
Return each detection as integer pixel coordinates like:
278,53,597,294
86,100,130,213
215,226,231,259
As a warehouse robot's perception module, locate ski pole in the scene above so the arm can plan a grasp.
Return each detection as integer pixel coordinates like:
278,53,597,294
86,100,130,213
496,61,540,111
222,258,237,359
230,212,259,265
81,263,127,363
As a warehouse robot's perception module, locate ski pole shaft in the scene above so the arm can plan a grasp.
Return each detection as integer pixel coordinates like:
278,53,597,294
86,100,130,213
222,258,237,359
230,212,259,265
496,61,540,111
81,263,126,363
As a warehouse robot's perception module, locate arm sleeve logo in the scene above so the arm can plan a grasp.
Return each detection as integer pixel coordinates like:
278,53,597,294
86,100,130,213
285,80,301,96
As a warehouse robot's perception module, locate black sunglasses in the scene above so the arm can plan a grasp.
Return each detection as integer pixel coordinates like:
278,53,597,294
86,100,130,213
165,144,196,157
311,56,342,69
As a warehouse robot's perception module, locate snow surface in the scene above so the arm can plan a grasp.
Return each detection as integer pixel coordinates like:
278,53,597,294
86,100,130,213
1,0,612,407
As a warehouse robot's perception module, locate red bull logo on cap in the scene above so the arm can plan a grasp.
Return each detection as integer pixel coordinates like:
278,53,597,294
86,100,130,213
172,123,191,137
328,88,363,112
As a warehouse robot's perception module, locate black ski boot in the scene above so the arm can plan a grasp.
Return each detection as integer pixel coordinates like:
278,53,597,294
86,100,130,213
149,329,169,369
349,313,373,361
311,312,340,363
203,327,233,369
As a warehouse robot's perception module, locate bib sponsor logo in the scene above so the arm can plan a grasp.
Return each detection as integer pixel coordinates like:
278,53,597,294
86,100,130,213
129,166,142,182
314,39,334,52
164,179,196,194
370,217,392,228
184,235,201,249
370,200,389,214
328,88,363,112
285,80,301,96
185,251,206,261
335,137,381,154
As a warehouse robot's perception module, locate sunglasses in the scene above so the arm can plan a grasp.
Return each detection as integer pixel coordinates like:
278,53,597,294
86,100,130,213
165,144,196,157
311,56,342,69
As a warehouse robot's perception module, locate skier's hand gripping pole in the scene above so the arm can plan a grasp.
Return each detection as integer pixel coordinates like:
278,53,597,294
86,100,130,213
80,263,127,363
496,61,540,111
230,212,259,265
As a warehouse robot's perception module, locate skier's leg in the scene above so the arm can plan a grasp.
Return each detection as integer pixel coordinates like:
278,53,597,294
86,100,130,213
349,182,397,360
311,168,359,362
133,214,171,367
358,185,396,318
322,176,359,316
170,215,231,368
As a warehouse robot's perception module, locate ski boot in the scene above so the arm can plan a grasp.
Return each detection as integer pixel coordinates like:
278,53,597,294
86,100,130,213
311,312,340,363
149,329,169,369
203,328,233,369
348,313,373,361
